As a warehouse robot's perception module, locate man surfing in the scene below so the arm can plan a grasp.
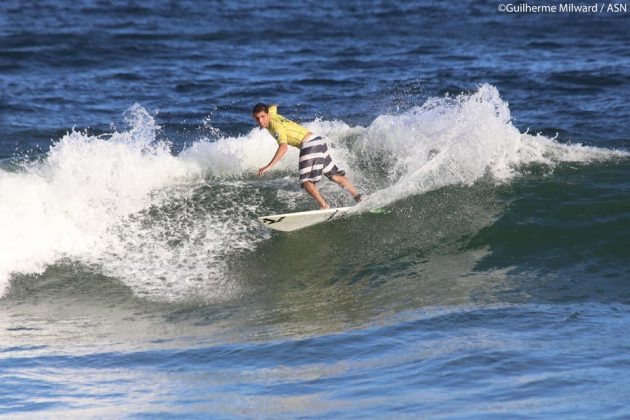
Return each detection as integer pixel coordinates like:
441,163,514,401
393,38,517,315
252,103,361,209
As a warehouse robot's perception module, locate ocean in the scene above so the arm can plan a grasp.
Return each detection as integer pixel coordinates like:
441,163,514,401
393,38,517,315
1,0,629,417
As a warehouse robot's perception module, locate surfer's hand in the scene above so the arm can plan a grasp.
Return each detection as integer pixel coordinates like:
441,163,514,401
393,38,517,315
257,165,270,177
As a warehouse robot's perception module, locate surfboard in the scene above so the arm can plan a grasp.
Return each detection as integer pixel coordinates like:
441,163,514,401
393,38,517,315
258,207,354,232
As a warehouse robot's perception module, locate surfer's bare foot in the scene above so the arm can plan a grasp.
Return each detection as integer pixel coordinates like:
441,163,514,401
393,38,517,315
353,194,362,203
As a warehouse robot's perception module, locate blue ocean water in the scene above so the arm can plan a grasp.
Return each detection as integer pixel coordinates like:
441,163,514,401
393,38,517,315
1,0,629,417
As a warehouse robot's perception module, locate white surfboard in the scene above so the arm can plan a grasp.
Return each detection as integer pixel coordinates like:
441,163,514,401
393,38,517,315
258,207,354,232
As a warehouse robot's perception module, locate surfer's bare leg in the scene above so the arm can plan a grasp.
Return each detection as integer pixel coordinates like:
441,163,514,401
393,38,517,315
330,174,361,202
303,181,329,209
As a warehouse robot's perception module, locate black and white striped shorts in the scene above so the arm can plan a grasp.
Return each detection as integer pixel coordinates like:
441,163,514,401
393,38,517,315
298,136,344,186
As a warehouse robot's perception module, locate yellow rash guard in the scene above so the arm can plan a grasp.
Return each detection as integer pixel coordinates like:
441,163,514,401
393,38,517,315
266,105,311,148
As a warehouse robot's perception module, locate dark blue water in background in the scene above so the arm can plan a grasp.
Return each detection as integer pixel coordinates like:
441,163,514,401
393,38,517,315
1,1,629,417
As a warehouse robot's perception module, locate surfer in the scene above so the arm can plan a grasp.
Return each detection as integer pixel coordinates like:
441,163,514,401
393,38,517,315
252,103,361,209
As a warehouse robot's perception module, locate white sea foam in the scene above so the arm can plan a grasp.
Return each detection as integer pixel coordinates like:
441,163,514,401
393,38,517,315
180,127,298,177
0,105,205,298
1,87,626,300
350,84,628,208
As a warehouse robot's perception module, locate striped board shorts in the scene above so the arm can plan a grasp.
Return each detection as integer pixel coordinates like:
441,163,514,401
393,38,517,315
299,136,344,186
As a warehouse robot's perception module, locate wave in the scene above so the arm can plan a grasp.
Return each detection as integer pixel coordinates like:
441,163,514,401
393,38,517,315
350,84,627,209
0,86,626,301
0,105,205,299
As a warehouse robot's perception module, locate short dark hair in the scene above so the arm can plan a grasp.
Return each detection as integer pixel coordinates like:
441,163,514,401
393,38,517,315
252,103,269,114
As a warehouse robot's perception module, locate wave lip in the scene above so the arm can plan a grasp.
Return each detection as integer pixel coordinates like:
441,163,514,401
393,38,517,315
353,84,628,208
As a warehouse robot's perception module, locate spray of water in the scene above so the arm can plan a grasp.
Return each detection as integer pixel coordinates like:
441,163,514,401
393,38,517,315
1,86,625,300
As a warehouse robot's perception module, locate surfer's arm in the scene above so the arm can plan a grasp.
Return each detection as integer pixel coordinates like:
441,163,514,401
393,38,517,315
257,143,288,177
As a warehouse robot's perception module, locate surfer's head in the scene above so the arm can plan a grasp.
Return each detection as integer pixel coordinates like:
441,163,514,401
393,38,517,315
252,103,270,129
